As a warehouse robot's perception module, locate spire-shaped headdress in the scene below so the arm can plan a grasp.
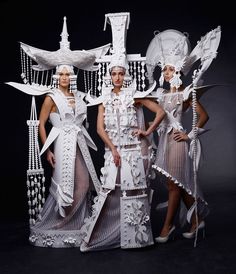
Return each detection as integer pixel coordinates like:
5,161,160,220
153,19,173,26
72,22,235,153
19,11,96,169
20,16,98,73
13,16,110,95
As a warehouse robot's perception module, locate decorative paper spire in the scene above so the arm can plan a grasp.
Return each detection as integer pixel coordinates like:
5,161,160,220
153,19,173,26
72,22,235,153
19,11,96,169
60,16,70,50
19,16,97,71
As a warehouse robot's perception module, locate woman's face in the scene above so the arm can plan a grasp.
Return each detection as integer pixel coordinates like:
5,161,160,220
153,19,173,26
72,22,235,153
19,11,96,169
162,65,175,82
111,66,125,88
58,67,71,88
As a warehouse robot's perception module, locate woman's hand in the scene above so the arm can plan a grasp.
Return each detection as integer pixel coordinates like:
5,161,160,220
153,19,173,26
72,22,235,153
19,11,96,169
132,129,147,138
173,130,189,142
111,147,121,167
46,150,56,168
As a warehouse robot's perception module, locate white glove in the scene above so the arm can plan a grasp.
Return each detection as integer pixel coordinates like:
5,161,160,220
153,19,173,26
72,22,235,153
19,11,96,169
187,127,207,171
187,127,206,140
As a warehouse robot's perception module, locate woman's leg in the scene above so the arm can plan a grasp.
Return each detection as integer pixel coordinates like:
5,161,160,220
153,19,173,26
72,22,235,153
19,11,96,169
159,179,181,237
181,190,202,232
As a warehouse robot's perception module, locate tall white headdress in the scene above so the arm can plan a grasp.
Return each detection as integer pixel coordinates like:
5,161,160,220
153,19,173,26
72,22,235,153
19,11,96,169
146,27,221,88
96,12,153,91
18,16,110,91
104,12,130,71
145,29,190,88
86,12,156,101
20,16,104,72
101,12,132,88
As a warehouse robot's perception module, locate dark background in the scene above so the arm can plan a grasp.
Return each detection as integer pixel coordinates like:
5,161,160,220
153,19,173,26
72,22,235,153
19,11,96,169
0,0,236,273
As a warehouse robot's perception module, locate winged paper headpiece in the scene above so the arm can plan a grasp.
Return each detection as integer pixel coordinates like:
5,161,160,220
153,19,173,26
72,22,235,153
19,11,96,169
146,26,221,87
6,16,110,95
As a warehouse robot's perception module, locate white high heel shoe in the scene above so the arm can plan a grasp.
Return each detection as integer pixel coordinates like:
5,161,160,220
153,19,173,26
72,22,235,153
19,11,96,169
155,226,176,243
182,221,205,239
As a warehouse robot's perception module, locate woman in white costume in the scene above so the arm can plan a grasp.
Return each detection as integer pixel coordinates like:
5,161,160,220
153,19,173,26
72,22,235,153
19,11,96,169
145,27,221,245
152,64,209,243
6,16,111,247
29,64,100,247
80,53,165,251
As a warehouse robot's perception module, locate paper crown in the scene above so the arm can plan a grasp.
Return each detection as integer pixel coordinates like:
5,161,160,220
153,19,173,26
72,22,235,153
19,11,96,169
146,26,221,86
146,29,191,73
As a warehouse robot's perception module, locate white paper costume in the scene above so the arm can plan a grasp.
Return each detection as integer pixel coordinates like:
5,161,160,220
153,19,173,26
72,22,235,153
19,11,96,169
6,17,111,248
79,12,156,251
145,27,221,244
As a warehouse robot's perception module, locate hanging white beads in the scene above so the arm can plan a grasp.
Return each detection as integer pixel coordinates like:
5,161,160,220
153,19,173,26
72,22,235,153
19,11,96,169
26,96,46,225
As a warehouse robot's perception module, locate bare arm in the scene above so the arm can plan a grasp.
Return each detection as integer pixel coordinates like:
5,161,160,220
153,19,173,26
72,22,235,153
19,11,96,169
174,100,209,142
134,98,166,137
190,100,209,128
97,104,121,166
39,95,56,167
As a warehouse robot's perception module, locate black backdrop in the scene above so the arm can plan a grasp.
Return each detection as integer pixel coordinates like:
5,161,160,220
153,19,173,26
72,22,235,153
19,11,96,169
0,0,235,221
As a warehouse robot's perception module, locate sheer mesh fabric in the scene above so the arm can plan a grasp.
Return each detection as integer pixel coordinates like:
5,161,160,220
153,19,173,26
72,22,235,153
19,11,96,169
31,147,90,238
81,186,121,251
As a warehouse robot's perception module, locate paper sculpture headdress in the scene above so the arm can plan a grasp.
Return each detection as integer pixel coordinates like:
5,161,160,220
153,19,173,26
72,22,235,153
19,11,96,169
86,12,156,102
146,26,221,88
104,12,130,72
101,12,134,88
21,17,102,72
8,16,110,95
